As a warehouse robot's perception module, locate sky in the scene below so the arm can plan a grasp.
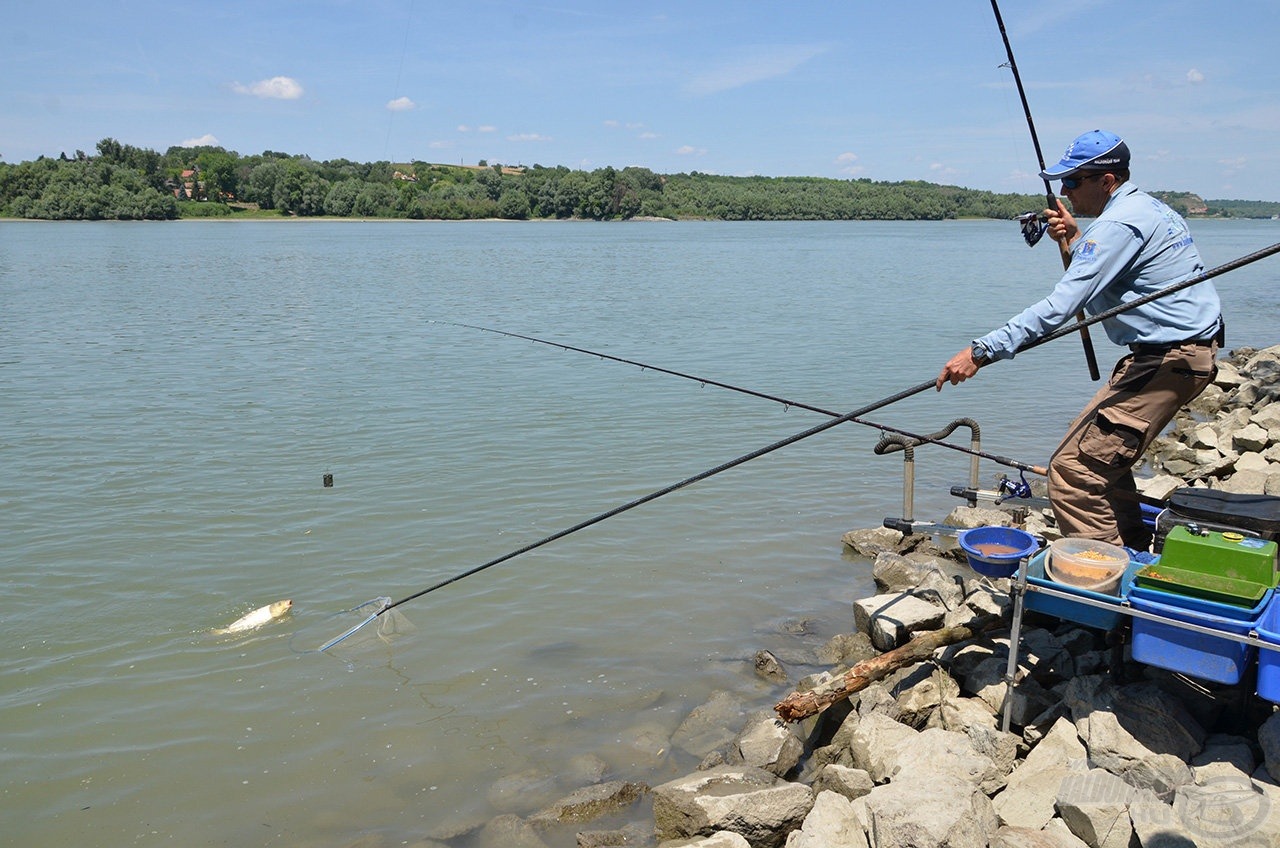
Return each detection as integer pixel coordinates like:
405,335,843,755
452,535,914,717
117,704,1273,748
4,1,1280,201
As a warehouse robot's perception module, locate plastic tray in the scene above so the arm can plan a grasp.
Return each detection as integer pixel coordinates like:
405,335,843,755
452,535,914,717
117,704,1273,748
1129,591,1259,685
1128,584,1272,622
1134,562,1270,608
1021,550,1140,631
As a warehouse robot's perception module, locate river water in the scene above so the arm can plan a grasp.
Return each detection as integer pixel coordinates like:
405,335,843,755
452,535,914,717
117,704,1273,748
3,218,1277,846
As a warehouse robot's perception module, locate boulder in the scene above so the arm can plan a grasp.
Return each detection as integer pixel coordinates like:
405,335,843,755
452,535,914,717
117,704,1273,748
732,712,804,778
815,632,878,667
988,826,1086,848
671,833,753,848
852,592,947,652
673,691,748,757
783,790,869,848
994,718,1089,831
848,711,919,783
1062,677,1204,775
527,780,648,828
475,814,552,848
812,764,874,802
754,650,788,684
852,773,999,848
887,661,962,726
1054,768,1135,848
892,727,1007,795
842,526,905,558
651,767,813,848
575,821,653,847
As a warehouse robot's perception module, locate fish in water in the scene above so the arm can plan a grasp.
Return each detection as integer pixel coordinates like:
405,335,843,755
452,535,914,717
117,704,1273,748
215,599,293,634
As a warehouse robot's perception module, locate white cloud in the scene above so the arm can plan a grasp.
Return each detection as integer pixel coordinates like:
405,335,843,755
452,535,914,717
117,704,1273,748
231,76,304,100
429,140,453,149
603,119,621,128
676,145,706,156
478,125,497,133
386,96,415,111
836,152,858,164
639,131,659,140
181,134,220,148
458,124,471,132
507,133,551,142
1186,68,1205,84
686,44,827,96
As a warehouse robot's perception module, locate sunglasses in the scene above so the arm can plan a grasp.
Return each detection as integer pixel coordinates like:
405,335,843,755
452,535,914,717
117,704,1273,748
1060,173,1106,190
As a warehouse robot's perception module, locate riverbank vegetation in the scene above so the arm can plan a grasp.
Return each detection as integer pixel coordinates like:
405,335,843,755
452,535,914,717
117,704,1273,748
4,138,1278,222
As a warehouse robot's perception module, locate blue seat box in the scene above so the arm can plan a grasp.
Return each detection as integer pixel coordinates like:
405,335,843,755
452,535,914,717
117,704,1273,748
1020,550,1140,630
1256,594,1280,703
1129,590,1261,685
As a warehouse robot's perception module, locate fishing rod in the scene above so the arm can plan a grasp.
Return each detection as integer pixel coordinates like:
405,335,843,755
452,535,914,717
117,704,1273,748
989,0,1102,382
318,241,1280,651
431,320,1047,476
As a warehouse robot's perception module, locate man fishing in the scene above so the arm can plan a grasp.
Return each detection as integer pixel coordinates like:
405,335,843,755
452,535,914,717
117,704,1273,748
935,130,1223,552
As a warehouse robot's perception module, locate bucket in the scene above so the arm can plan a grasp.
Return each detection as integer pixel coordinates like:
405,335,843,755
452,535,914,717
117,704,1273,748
1045,538,1128,596
958,526,1039,578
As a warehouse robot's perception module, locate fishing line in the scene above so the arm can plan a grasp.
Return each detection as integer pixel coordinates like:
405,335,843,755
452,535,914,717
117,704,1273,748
988,0,1102,382
431,320,1046,476
317,241,1280,652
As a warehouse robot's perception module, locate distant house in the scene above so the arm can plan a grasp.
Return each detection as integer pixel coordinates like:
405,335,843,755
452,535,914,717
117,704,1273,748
175,168,199,200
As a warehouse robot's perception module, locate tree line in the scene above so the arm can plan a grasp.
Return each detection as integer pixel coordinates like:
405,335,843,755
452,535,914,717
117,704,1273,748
3,138,1276,222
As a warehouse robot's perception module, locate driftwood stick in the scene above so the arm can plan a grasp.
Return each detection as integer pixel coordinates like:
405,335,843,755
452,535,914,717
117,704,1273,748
774,614,1002,723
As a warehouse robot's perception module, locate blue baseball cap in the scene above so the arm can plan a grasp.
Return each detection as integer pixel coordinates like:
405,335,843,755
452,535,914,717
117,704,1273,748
1040,130,1130,179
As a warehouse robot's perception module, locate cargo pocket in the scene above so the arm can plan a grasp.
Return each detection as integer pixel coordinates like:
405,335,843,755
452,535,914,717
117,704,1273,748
1078,406,1150,467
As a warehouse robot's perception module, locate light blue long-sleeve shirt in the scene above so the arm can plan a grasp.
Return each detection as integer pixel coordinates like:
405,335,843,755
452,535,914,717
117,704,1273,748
977,183,1221,359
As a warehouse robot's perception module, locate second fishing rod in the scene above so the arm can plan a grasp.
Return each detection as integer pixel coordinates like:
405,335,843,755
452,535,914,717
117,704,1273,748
313,237,1280,652
433,320,1048,477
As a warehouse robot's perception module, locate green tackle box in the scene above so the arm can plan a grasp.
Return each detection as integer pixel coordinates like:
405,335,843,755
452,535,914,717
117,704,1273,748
1155,525,1279,586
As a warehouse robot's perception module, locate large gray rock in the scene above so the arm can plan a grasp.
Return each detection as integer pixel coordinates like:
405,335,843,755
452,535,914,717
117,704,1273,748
852,773,999,848
526,780,648,827
892,727,1007,795
994,718,1089,830
842,526,905,559
652,766,813,848
784,790,869,848
815,632,878,667
852,592,947,652
989,826,1086,848
887,660,962,726
1054,768,1135,848
672,833,753,848
475,814,552,848
1062,677,1204,775
673,691,748,757
733,712,804,778
812,764,874,802
848,711,919,783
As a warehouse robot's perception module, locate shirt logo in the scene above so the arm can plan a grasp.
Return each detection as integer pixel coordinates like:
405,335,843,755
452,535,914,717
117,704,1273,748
1075,240,1099,262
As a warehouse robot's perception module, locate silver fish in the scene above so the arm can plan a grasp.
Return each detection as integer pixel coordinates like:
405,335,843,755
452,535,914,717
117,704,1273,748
215,599,293,634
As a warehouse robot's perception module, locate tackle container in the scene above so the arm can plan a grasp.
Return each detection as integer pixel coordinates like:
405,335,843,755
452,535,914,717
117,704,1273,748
1154,526,1278,585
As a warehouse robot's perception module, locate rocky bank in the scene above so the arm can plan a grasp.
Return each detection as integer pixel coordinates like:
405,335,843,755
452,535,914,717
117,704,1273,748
405,346,1280,848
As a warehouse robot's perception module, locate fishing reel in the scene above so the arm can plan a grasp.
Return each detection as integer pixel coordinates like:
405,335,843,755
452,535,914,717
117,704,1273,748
1017,211,1048,247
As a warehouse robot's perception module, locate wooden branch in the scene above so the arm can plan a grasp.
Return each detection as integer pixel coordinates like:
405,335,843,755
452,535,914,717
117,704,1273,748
773,615,1002,723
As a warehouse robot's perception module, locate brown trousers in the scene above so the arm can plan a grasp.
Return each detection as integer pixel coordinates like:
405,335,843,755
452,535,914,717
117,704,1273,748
1048,341,1217,549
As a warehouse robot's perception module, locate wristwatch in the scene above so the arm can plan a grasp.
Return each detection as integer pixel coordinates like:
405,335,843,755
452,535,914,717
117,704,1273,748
970,340,990,364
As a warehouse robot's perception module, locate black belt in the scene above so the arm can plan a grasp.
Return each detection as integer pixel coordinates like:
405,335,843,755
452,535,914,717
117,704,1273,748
1129,338,1216,354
